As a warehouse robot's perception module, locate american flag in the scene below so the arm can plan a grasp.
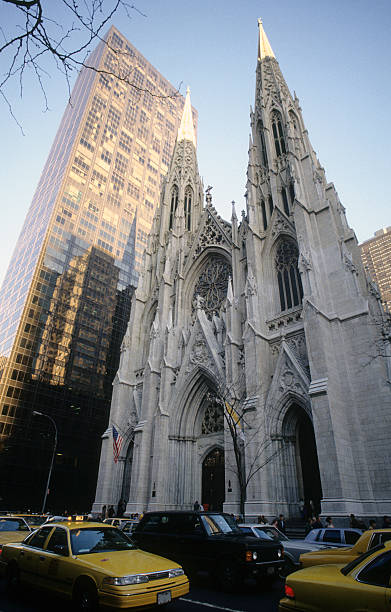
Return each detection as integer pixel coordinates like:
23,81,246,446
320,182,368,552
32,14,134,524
112,425,123,463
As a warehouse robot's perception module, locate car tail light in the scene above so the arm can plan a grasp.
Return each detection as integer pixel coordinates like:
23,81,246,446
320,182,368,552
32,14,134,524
285,584,295,599
0,545,2,556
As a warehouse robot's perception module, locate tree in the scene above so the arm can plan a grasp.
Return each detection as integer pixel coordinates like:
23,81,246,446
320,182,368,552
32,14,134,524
209,375,289,520
1,1,180,127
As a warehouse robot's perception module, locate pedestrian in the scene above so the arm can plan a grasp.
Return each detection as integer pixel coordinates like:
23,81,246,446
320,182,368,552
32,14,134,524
305,517,314,534
257,514,267,524
117,498,126,517
312,515,323,528
107,504,115,518
368,519,376,530
276,514,286,533
193,500,201,511
350,513,361,528
100,504,107,521
299,499,305,520
271,517,279,528
325,516,334,528
382,515,391,528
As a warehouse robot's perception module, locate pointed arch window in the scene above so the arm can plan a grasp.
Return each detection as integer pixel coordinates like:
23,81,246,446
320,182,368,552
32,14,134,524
184,185,192,231
169,185,178,230
281,187,290,215
261,199,267,231
271,112,286,157
268,195,274,216
275,239,303,312
257,120,268,167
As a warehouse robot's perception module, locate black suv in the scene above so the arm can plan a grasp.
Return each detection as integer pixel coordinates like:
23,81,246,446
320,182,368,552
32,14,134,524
132,511,284,591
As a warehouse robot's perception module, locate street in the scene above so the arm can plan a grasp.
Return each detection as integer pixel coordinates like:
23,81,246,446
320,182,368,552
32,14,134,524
0,575,285,611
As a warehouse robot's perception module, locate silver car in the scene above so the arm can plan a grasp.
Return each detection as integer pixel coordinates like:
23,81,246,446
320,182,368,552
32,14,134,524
238,524,329,576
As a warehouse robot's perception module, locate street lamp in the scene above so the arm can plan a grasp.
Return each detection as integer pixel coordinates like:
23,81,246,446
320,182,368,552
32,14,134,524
33,411,58,514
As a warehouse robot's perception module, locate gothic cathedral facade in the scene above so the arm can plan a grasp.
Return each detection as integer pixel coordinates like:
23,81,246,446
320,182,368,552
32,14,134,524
93,21,391,521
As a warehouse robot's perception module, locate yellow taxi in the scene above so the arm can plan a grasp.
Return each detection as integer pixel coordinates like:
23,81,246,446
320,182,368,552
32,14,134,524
300,528,391,569
279,540,391,612
10,514,47,527
0,518,189,610
0,516,32,549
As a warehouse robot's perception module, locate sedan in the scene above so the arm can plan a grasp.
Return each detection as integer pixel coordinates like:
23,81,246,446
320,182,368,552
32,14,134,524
238,524,328,576
0,519,189,610
279,540,391,612
304,527,362,547
300,528,391,568
0,516,32,549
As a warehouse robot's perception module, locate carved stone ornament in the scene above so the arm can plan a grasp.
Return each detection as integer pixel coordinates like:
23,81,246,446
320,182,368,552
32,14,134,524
278,363,305,396
271,210,293,238
246,267,257,296
193,215,229,259
186,332,215,374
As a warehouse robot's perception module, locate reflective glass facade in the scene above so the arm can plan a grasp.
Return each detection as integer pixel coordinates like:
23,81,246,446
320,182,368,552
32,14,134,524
0,27,197,512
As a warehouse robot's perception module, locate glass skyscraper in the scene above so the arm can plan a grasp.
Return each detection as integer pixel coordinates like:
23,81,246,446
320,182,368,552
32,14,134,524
0,26,197,512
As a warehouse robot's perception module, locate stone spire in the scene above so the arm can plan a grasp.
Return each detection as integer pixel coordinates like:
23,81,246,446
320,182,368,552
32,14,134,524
257,18,275,61
177,86,196,147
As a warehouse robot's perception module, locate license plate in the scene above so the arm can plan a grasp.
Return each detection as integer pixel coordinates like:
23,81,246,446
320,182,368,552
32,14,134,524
158,590,171,605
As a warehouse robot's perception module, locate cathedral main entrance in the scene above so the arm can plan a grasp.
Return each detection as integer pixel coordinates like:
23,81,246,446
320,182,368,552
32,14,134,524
297,411,322,516
201,448,225,511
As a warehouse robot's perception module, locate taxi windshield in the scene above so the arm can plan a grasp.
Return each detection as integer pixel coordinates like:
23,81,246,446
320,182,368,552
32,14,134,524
70,527,136,555
0,518,28,531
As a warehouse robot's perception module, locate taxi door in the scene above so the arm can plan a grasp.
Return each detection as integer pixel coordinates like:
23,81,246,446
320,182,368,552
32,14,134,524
18,526,54,586
36,526,75,597
347,549,391,612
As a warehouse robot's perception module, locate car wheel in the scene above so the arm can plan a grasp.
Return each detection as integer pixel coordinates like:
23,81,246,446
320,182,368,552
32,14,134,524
73,579,98,611
217,559,239,592
5,563,20,593
279,557,296,579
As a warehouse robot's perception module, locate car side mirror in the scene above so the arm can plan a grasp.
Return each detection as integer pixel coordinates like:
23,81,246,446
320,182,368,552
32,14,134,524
53,544,69,556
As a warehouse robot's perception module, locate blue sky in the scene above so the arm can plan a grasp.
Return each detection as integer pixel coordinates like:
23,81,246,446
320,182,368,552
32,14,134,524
1,0,390,287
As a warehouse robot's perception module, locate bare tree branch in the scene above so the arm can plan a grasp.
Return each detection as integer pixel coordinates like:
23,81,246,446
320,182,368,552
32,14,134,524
1,0,182,127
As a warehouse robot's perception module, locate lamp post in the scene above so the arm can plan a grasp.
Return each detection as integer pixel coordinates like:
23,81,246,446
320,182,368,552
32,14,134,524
33,411,58,514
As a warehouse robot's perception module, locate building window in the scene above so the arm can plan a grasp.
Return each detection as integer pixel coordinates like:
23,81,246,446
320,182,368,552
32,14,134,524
271,112,286,157
281,187,290,215
257,120,268,167
261,199,267,231
169,185,178,230
184,186,192,231
275,239,303,312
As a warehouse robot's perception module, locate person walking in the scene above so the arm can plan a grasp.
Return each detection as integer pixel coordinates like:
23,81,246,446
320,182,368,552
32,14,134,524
276,514,286,534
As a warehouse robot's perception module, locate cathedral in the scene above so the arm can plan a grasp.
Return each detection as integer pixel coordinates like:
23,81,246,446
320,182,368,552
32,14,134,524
93,20,391,522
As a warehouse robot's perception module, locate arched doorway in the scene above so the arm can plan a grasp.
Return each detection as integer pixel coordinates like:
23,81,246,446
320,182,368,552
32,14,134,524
202,448,225,511
296,412,322,516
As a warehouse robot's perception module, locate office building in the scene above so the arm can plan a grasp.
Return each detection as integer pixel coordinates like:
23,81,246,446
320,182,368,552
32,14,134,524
0,26,197,511
360,227,391,312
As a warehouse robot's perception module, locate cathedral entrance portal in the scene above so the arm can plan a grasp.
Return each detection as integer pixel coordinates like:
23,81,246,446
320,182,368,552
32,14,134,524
202,448,224,511
295,408,322,517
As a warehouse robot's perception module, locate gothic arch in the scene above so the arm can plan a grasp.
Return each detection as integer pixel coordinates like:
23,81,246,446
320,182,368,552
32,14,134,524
169,366,219,438
268,390,312,438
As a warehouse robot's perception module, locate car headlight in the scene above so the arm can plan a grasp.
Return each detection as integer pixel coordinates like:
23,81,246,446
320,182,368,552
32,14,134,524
278,549,282,558
245,550,258,561
169,568,184,577
103,574,149,586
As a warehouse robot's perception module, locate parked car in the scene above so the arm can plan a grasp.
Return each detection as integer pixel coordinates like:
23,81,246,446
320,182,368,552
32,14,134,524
132,511,284,591
279,540,391,612
300,528,391,568
0,518,189,610
238,524,329,576
0,516,32,550
10,514,47,527
304,527,362,547
103,517,133,528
